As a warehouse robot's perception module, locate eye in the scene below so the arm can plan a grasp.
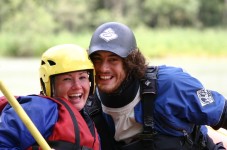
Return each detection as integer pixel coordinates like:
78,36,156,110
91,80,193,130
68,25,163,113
109,57,118,61
63,77,72,81
79,72,89,80
108,56,121,64
92,56,102,63
79,75,89,80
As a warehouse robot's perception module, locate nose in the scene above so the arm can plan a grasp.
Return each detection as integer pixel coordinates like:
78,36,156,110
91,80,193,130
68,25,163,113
71,79,81,89
99,60,109,72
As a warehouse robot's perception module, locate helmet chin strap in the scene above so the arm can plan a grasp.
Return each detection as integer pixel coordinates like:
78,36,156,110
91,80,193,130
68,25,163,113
50,77,55,97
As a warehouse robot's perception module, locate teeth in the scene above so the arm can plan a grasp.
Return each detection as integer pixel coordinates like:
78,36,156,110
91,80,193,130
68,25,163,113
70,93,82,97
100,76,111,80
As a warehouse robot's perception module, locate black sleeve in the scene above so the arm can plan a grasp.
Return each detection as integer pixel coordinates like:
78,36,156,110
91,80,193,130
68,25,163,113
212,100,227,130
85,95,117,150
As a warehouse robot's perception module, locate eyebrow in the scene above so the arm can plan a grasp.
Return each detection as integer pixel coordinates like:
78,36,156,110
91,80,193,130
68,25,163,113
61,71,88,76
78,71,89,75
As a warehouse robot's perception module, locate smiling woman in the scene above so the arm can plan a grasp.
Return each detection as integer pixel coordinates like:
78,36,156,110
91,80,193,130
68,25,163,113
0,44,100,150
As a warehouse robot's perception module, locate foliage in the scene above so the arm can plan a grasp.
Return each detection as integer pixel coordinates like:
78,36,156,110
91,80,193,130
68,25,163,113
0,0,227,57
199,0,226,26
135,27,227,58
142,0,201,27
1,27,227,58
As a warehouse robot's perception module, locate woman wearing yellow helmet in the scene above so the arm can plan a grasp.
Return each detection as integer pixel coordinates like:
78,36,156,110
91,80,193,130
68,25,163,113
39,44,95,110
0,44,100,150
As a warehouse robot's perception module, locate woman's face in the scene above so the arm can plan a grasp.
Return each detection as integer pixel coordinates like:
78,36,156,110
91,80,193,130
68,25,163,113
53,71,90,111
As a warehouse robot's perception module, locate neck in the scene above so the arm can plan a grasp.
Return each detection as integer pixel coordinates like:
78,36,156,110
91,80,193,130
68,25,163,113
98,76,140,108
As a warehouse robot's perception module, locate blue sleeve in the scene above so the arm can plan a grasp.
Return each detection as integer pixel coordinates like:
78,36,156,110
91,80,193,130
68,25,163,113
0,95,58,149
154,65,226,135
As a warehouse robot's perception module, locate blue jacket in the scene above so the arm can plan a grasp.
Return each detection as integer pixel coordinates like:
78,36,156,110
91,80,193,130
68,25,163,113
0,95,58,149
0,95,100,150
102,65,226,137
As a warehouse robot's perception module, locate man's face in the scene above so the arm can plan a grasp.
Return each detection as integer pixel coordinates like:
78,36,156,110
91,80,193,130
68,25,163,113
91,51,127,94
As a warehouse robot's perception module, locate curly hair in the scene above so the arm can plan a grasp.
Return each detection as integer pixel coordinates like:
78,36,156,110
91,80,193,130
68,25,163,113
123,48,148,79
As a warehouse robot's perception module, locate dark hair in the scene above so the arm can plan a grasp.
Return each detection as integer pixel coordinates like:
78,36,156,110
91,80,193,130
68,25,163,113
123,48,148,79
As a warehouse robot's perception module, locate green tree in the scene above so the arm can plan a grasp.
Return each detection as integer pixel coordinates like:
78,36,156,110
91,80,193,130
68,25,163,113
199,0,226,27
142,0,200,27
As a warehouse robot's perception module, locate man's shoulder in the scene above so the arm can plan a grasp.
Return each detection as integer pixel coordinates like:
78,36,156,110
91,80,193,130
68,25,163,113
144,65,159,79
156,65,188,78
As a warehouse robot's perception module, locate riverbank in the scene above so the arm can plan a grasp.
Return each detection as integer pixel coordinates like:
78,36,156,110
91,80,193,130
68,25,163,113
1,56,227,97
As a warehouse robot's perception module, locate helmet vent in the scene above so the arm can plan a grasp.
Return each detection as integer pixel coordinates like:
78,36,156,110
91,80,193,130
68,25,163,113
47,60,56,66
41,60,45,65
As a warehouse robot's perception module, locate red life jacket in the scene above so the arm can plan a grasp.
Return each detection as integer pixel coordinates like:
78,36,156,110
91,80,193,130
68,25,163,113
45,96,100,150
0,96,8,111
0,96,8,114
0,96,19,111
0,95,100,150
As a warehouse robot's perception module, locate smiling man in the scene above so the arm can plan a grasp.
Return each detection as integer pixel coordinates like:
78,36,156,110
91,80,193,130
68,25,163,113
86,22,227,150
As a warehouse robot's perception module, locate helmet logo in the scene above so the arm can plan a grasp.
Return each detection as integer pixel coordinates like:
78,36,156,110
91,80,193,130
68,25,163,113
99,28,118,42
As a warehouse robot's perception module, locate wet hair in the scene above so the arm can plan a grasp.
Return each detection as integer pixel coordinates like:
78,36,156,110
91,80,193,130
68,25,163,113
123,48,148,79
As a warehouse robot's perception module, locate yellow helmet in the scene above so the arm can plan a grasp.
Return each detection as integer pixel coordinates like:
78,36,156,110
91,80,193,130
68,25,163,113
39,44,94,97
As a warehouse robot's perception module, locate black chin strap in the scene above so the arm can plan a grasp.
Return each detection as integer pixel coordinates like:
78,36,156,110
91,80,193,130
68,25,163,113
99,76,140,108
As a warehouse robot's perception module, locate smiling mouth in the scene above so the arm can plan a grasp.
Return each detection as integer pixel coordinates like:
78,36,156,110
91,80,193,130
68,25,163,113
99,75,112,80
69,93,82,99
